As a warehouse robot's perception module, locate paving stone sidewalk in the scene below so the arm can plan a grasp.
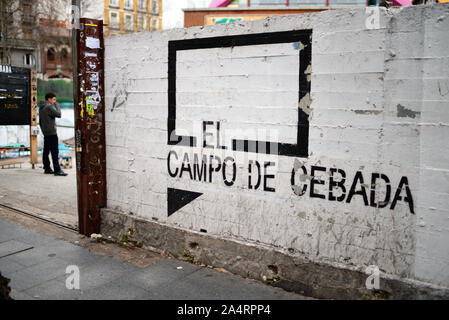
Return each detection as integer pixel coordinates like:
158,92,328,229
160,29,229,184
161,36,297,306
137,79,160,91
0,217,309,300
0,155,77,228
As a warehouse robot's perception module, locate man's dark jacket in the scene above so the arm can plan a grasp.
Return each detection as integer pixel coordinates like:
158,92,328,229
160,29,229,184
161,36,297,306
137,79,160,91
38,100,61,136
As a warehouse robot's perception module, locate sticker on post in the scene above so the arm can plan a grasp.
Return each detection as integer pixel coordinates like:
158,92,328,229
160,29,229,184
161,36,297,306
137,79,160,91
31,126,39,136
86,37,100,49
80,101,84,118
85,91,101,117
86,97,96,117
88,72,99,87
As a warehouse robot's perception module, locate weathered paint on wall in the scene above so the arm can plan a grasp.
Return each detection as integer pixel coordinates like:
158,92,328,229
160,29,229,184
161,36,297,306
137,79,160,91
104,4,449,288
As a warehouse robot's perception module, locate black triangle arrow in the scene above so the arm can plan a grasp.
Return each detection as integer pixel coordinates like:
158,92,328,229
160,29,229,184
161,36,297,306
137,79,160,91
167,188,203,217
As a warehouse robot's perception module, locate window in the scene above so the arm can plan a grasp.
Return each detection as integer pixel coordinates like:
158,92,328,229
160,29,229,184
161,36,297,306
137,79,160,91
151,0,158,14
150,17,157,31
23,28,32,40
22,14,34,25
61,48,69,63
125,14,133,31
22,3,34,24
47,48,56,61
23,53,35,67
137,15,145,31
138,0,147,11
109,0,119,7
124,0,133,10
110,11,119,29
0,53,11,65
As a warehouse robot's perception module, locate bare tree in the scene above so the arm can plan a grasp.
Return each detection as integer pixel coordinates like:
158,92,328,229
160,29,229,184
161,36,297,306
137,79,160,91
80,0,103,20
0,0,28,65
37,0,71,21
1,0,102,67
0,0,68,66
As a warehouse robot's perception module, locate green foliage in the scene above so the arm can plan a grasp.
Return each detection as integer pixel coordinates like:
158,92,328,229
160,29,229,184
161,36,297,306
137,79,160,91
266,276,280,285
182,251,196,263
120,234,129,243
37,79,73,103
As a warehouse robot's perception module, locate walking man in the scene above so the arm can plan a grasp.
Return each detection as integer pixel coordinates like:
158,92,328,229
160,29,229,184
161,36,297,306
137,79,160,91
38,93,68,176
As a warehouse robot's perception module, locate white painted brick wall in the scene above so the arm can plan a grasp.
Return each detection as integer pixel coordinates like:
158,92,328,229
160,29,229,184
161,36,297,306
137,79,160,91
105,5,449,288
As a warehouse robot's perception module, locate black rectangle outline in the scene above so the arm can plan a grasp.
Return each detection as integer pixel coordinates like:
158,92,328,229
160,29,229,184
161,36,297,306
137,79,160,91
168,29,312,158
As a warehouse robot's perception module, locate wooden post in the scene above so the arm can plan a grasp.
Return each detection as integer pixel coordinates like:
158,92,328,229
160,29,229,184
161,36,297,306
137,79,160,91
29,70,38,169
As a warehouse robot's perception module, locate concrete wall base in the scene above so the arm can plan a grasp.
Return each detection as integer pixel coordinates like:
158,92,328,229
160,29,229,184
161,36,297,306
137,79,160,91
101,208,449,300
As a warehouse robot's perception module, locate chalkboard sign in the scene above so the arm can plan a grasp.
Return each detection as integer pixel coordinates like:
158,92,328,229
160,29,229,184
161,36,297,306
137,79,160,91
0,67,31,126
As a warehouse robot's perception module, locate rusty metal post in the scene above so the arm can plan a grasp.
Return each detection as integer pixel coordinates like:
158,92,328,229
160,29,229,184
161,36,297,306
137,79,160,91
29,70,37,168
75,18,106,236
72,0,81,231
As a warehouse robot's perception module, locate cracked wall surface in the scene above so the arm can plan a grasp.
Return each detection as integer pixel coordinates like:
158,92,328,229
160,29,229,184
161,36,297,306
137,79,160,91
104,4,449,288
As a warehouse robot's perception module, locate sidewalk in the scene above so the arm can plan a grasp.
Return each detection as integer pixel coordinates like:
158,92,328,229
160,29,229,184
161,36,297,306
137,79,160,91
0,207,310,300
0,153,77,228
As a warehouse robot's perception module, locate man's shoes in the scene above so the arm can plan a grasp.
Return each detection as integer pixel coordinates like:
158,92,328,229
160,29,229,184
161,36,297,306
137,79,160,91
44,169,54,174
54,170,68,176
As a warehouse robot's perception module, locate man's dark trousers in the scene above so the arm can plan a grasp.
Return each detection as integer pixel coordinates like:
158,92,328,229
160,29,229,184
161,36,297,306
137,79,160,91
43,135,61,172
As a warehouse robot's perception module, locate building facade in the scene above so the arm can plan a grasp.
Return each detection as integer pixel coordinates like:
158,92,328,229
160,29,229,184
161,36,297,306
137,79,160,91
0,0,74,79
104,0,163,36
39,19,72,80
0,0,40,70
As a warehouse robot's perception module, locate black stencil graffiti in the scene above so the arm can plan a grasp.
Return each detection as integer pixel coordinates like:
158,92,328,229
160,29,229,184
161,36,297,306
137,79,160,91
167,187,203,217
168,150,237,186
167,30,312,158
248,160,276,193
291,164,415,214
166,30,313,216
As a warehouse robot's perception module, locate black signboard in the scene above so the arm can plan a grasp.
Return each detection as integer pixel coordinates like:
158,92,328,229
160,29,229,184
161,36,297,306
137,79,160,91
0,67,31,126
